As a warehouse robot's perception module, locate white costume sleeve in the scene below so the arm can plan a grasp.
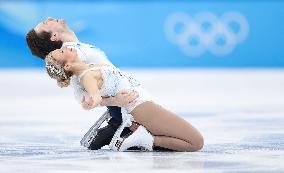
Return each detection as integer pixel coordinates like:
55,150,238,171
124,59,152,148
83,44,112,65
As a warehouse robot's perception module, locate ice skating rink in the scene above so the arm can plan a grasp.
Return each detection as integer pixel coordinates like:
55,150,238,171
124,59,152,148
0,69,283,173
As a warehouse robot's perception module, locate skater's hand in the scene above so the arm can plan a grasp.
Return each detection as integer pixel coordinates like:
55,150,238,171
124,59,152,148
113,90,139,107
81,96,96,110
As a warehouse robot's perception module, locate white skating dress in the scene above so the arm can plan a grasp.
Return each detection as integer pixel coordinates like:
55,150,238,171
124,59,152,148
77,65,153,113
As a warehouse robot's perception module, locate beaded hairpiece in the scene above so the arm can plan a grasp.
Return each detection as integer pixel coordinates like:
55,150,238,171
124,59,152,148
45,53,68,80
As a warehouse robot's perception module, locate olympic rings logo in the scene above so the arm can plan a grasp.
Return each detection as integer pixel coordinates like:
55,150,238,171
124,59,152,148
164,11,249,57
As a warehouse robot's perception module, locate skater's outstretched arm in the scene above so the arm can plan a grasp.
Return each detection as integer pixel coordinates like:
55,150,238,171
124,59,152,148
80,71,102,109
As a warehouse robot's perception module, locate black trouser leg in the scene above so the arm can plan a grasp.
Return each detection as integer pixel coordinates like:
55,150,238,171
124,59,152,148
88,106,122,150
88,106,173,151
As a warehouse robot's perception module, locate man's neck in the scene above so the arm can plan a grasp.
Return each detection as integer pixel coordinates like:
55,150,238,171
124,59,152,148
61,30,79,43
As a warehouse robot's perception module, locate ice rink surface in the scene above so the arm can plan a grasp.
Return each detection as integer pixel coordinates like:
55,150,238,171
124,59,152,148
0,69,283,173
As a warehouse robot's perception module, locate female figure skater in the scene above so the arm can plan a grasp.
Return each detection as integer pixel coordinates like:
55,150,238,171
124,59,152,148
45,46,204,152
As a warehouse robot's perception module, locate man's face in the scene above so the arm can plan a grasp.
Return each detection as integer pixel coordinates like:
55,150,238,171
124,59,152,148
34,17,68,34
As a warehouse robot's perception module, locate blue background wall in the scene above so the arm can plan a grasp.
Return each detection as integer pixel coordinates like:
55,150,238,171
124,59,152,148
0,0,283,68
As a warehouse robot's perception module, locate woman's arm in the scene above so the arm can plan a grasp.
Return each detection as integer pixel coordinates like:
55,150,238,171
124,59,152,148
80,72,102,109
100,90,139,107
81,90,139,110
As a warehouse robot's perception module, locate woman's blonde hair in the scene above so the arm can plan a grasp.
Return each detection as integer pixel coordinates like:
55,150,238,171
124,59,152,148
45,52,73,88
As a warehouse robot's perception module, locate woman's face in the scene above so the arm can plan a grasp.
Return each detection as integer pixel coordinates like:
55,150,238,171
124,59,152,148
51,46,77,66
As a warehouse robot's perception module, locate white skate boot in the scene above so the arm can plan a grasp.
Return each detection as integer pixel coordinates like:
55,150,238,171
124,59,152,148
109,112,133,151
108,108,154,152
118,125,154,151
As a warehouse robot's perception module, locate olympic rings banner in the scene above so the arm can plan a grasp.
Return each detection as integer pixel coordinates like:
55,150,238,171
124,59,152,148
0,1,283,68
165,12,249,57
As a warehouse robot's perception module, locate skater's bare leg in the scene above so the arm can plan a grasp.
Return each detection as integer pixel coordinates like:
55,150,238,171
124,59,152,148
130,101,203,152
154,136,195,151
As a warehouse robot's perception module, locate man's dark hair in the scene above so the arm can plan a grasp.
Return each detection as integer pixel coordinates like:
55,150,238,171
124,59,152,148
26,29,63,59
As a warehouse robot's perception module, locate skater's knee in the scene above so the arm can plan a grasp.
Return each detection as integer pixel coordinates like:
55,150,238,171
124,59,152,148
188,134,204,152
182,134,203,152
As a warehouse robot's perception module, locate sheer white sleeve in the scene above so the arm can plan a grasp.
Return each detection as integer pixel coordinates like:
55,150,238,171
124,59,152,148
84,45,112,65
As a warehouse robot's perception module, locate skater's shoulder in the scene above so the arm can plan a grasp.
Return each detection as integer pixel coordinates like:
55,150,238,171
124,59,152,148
77,64,108,83
62,41,94,48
